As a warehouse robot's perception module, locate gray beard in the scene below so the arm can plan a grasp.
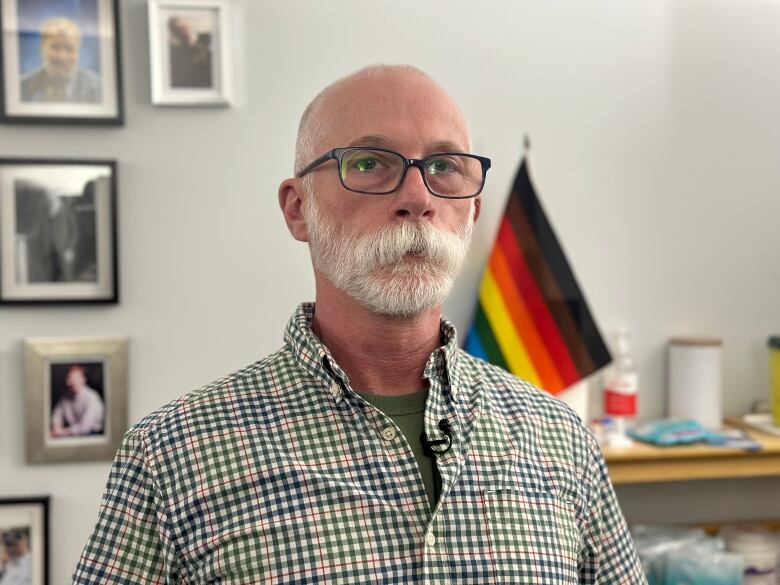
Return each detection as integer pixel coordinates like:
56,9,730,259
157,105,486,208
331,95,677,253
305,195,473,318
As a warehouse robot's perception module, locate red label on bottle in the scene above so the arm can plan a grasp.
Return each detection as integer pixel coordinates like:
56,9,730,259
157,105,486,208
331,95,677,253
604,390,637,416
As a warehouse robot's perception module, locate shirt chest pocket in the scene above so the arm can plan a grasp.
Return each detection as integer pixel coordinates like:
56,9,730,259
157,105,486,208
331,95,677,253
483,488,580,584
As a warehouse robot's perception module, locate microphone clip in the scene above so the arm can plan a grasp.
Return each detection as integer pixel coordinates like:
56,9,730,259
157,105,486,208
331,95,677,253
421,419,453,458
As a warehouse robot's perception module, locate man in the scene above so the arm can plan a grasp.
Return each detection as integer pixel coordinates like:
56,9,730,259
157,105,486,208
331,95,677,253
15,188,80,283
20,17,101,103
45,191,79,282
0,530,32,585
51,364,104,437
73,65,646,583
168,16,213,89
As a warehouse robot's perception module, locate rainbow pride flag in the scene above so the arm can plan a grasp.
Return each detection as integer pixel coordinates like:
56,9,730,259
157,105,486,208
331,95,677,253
464,157,611,394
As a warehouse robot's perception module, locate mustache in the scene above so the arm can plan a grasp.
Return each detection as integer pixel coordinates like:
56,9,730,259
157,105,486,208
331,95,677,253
304,195,473,279
363,221,465,269
341,220,469,275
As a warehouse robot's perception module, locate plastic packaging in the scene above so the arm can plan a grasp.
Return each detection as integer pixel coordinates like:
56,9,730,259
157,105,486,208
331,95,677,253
603,327,638,446
631,525,708,585
664,541,743,585
721,525,779,585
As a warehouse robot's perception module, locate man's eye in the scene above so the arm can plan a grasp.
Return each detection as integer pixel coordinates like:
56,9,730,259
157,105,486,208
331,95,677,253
427,159,452,174
353,158,379,172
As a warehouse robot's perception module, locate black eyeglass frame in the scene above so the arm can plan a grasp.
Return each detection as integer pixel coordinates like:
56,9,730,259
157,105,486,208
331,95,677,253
296,146,492,199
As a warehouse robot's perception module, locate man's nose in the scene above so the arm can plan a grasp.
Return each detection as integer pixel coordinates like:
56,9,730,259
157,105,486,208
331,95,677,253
391,164,435,220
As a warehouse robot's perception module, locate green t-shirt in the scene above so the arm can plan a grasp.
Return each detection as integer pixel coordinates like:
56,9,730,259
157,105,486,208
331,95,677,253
354,388,442,510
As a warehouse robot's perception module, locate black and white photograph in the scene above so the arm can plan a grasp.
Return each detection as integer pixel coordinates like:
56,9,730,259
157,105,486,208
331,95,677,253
0,159,117,304
0,0,123,124
24,336,127,464
48,361,105,440
148,0,233,106
0,497,48,585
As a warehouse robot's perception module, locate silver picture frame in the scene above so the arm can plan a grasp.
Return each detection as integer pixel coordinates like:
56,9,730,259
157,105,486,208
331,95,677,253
148,0,234,106
24,336,128,464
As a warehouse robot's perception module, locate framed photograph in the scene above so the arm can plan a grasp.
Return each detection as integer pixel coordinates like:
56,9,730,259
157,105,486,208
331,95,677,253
0,497,49,585
148,0,233,106
24,336,128,464
0,0,123,124
0,158,118,304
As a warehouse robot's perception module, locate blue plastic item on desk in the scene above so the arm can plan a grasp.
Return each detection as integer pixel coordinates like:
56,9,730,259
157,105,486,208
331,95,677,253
627,419,711,446
704,429,763,451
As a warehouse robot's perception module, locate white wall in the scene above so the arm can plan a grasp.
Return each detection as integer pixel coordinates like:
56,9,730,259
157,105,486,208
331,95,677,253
1,0,779,581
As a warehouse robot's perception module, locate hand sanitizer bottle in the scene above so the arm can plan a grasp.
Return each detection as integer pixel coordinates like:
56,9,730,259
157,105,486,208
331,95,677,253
603,327,638,447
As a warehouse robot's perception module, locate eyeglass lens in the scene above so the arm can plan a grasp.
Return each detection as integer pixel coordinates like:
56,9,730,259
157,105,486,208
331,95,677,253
339,149,483,198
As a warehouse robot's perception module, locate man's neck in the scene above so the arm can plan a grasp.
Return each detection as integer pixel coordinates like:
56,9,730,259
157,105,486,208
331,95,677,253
311,278,442,397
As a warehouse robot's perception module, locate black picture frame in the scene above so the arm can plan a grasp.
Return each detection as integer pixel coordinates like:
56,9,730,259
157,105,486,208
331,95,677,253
0,158,119,304
0,0,124,125
0,496,50,585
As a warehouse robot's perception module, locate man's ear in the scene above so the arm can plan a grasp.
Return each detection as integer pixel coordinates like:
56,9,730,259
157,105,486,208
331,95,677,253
473,195,482,223
278,178,309,242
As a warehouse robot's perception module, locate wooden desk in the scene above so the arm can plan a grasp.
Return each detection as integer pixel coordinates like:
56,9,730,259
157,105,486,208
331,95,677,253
603,419,780,484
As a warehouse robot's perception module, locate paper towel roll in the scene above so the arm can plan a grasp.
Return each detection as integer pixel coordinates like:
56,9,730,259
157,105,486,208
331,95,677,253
667,337,723,429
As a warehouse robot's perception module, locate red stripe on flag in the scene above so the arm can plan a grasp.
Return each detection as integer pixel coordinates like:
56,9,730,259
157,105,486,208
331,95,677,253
489,247,565,393
497,217,581,386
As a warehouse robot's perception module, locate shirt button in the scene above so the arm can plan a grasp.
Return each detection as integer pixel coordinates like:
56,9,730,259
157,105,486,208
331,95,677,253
328,383,342,399
381,426,397,441
425,532,436,547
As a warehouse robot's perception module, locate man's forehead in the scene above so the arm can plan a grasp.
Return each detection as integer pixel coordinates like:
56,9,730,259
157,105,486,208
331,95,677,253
47,32,79,45
318,74,470,151
347,134,467,154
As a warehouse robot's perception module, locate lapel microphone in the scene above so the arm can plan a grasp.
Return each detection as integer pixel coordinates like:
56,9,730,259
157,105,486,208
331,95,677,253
421,419,453,457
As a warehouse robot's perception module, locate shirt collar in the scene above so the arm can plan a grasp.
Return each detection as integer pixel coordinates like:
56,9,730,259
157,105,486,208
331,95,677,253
423,315,461,387
284,302,464,396
283,302,344,386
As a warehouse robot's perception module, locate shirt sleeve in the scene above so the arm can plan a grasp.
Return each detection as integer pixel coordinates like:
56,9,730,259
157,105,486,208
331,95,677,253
578,438,648,584
72,430,180,584
50,400,65,429
68,390,105,435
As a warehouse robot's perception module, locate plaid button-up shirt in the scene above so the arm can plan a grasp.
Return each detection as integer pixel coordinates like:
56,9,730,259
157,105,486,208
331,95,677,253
73,303,646,584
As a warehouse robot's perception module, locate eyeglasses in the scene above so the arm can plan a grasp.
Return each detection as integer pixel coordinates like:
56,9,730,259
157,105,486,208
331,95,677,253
296,147,491,199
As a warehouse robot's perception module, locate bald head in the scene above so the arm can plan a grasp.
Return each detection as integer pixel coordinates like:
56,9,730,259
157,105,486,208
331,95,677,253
294,65,470,176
